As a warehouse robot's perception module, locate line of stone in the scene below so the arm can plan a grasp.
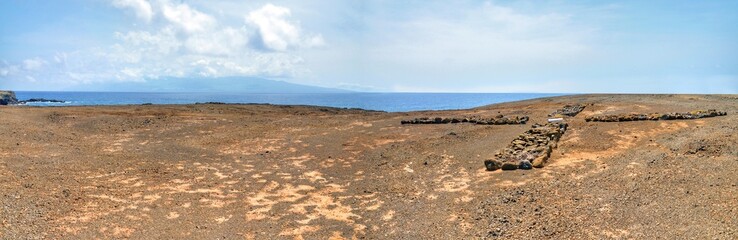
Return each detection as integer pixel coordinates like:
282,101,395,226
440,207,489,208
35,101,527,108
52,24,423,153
484,122,567,171
400,115,529,125
548,104,585,117
585,109,727,122
483,104,581,171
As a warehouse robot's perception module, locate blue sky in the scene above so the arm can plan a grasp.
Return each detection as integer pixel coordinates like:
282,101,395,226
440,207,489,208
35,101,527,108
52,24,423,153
0,0,736,93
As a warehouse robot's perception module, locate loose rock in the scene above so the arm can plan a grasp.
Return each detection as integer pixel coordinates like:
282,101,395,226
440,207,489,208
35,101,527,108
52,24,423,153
484,159,502,171
519,160,533,170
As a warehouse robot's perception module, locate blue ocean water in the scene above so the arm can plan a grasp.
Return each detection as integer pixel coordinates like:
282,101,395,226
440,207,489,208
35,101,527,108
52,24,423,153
14,92,567,112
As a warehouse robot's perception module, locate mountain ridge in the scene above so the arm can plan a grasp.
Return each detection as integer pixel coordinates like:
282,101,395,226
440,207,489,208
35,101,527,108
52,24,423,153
63,77,353,93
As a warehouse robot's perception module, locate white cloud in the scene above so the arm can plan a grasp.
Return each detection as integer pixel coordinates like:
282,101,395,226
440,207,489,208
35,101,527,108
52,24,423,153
161,1,216,34
121,67,142,79
481,2,569,32
0,62,19,78
53,52,68,64
0,1,327,89
23,58,45,71
184,27,249,55
246,4,323,51
115,28,181,55
112,0,154,22
91,2,320,82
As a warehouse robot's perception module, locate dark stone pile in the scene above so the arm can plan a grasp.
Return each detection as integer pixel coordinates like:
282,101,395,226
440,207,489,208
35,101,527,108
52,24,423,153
484,122,568,171
401,115,529,125
548,104,585,117
585,110,727,122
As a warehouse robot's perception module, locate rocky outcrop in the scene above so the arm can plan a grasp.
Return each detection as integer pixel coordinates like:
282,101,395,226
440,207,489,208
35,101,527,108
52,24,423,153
484,122,567,171
0,90,19,105
401,115,529,125
0,91,67,105
22,98,66,103
548,104,585,117
585,110,727,122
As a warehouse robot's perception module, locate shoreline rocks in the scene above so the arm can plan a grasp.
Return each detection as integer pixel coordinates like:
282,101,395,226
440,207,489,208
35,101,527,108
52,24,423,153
401,115,529,125
22,98,66,103
1,91,68,105
485,122,568,171
585,110,727,122
0,90,19,105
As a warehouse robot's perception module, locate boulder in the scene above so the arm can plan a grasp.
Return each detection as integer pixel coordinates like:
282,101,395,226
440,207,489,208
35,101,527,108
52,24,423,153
531,155,547,168
501,161,519,170
519,160,533,170
484,159,502,171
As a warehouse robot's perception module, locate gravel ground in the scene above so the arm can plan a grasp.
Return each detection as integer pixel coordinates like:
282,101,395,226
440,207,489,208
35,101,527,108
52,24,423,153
0,94,736,239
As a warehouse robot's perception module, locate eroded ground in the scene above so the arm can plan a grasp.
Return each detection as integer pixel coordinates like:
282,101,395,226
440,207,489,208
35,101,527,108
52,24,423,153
1,94,737,239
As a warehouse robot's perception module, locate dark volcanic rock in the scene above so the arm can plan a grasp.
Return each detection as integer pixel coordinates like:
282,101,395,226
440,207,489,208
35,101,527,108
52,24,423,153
484,159,502,171
196,102,226,105
0,90,19,105
22,98,66,103
501,162,520,170
0,92,67,105
519,160,533,170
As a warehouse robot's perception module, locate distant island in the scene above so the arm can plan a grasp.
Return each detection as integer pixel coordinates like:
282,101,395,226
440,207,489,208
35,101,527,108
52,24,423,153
59,77,353,93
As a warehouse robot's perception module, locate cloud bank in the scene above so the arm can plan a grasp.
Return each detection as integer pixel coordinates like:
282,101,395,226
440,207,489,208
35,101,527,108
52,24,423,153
0,0,323,89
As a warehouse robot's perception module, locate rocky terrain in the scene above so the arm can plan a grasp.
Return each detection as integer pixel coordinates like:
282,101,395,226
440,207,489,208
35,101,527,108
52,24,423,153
1,94,736,239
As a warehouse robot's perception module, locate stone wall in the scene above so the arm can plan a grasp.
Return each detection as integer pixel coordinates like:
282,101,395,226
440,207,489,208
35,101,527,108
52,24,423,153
401,115,529,125
585,110,727,122
484,122,568,171
548,104,585,117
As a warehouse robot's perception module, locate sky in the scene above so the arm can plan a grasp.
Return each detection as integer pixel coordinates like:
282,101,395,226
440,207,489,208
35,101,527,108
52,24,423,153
0,0,737,93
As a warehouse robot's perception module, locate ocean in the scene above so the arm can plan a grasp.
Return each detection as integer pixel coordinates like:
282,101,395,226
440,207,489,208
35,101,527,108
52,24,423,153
13,92,567,112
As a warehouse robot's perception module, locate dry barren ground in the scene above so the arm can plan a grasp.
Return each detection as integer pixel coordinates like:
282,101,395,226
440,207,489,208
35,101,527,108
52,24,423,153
1,94,737,239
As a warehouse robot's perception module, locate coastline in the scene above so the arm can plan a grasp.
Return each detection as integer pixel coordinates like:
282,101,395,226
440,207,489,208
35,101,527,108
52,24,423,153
7,91,568,112
1,94,736,239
